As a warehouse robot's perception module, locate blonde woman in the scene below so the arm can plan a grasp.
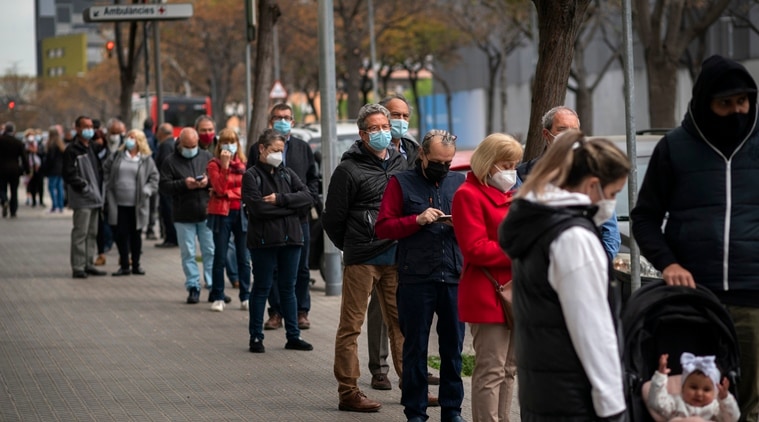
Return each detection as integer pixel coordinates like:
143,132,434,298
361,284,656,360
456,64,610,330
206,128,251,312
451,133,523,421
103,129,159,276
499,131,629,420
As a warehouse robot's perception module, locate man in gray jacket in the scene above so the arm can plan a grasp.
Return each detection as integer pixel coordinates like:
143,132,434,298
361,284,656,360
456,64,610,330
62,116,108,279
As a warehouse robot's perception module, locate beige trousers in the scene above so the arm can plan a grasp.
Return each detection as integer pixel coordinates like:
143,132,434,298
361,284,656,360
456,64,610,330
470,323,516,422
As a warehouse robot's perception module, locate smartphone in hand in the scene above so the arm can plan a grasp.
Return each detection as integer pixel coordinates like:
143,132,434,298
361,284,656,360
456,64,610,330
195,175,205,181
436,215,452,223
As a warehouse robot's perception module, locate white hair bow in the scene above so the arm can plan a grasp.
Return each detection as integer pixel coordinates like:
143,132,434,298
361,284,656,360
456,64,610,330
680,352,720,387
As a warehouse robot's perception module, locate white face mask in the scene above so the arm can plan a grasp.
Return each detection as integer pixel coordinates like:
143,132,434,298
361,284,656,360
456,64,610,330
489,167,517,192
265,151,283,167
593,184,616,226
108,134,121,145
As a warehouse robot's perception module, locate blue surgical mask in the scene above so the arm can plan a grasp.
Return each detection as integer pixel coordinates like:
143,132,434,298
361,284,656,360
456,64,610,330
181,146,199,158
221,143,237,155
368,130,392,151
81,128,94,140
390,119,408,139
124,138,136,151
273,119,291,135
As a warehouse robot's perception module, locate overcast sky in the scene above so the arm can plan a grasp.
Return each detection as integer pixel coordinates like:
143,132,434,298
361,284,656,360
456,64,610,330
2,1,36,76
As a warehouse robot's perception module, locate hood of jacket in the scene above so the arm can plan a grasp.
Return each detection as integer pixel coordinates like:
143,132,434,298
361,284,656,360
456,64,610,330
499,186,598,260
684,55,758,151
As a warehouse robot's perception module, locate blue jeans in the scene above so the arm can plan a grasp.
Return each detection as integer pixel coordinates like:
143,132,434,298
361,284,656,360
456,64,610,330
249,245,302,342
267,221,311,315
48,176,65,210
226,238,239,282
397,282,465,421
174,221,214,291
208,210,251,302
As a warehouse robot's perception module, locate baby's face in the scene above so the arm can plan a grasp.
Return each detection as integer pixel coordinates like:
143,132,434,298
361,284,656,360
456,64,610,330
682,372,715,407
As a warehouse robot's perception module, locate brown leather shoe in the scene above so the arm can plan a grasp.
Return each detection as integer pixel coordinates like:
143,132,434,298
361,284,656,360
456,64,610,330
370,374,391,390
263,314,282,330
428,393,439,407
338,391,382,412
298,312,311,330
94,254,106,266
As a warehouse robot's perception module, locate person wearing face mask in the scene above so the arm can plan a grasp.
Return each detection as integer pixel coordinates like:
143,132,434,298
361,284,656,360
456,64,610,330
195,115,217,151
242,129,314,353
450,133,522,422
375,129,465,422
103,129,159,276
62,116,109,279
206,129,251,312
105,118,126,154
247,104,320,332
159,127,216,304
379,93,420,168
499,131,629,421
517,106,621,262
632,55,759,421
322,104,406,413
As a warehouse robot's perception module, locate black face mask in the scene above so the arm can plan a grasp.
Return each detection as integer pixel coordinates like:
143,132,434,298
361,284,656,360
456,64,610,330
424,161,450,183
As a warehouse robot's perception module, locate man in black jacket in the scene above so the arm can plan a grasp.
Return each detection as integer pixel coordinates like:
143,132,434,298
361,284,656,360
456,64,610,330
248,104,320,331
159,127,215,304
154,123,178,248
0,122,27,218
632,55,759,420
323,103,406,413
62,116,108,278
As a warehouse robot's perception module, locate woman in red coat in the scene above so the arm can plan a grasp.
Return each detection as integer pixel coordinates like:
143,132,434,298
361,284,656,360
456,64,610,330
451,133,523,422
207,128,251,312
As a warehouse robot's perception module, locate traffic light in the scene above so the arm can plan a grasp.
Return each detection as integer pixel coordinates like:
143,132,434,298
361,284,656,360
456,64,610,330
7,100,15,110
105,41,115,58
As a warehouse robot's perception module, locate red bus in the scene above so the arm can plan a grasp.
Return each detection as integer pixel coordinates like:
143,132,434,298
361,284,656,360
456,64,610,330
132,95,212,137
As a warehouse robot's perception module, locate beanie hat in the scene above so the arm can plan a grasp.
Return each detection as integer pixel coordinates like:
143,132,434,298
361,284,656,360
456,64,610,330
711,70,757,99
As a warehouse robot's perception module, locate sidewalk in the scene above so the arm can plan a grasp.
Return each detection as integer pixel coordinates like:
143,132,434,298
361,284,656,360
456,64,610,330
0,202,523,421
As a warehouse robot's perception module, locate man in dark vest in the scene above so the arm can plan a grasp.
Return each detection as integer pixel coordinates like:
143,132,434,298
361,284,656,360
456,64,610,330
375,129,465,422
632,54,759,420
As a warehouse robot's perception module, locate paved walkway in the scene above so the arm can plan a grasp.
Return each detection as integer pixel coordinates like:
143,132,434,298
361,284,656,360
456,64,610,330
0,199,522,421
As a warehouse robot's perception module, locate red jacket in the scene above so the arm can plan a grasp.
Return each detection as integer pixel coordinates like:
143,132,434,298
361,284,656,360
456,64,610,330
207,157,245,216
452,171,514,323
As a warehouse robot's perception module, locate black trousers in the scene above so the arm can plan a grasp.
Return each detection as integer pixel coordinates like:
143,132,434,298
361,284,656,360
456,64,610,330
115,205,142,269
158,193,177,244
0,173,20,216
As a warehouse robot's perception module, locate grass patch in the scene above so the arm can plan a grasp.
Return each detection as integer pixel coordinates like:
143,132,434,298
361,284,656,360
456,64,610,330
428,354,475,377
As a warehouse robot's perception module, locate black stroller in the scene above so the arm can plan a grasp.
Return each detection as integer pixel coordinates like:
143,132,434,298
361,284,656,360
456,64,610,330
621,280,741,421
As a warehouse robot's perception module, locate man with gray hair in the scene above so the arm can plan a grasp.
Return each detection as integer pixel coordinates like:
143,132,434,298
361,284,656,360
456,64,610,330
323,103,406,413
158,127,216,304
375,129,466,422
154,123,178,248
516,105,621,261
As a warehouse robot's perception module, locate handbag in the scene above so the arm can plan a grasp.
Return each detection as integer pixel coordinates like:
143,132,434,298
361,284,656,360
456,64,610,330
482,268,514,329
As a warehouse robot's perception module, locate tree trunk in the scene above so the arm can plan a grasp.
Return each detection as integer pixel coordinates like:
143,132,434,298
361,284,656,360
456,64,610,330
575,84,593,134
499,63,508,133
486,53,500,135
248,1,280,145
525,0,590,161
645,52,679,129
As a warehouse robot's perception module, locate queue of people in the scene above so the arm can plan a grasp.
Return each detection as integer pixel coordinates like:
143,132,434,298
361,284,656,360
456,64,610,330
7,53,759,422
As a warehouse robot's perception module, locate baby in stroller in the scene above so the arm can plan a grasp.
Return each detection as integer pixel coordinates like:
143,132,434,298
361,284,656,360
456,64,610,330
645,352,739,421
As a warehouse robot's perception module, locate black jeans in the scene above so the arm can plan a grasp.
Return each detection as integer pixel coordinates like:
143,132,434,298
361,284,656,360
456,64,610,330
158,193,177,244
115,205,142,269
0,173,20,216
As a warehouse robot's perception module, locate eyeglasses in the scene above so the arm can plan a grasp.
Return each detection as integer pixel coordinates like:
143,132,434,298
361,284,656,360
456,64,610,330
423,129,457,143
271,115,293,121
363,124,391,133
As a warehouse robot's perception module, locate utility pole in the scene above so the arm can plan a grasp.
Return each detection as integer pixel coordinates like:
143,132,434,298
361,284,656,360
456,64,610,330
368,0,379,102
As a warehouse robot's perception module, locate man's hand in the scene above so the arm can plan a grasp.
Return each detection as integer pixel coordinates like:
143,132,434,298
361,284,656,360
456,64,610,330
220,150,232,169
415,207,444,225
658,354,670,375
184,176,198,189
662,263,695,288
263,193,277,204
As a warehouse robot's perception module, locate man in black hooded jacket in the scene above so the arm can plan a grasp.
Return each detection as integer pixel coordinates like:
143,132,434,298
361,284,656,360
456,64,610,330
632,55,759,420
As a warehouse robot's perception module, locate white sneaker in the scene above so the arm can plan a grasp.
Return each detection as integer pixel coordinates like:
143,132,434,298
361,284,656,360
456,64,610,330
211,300,225,312
240,300,249,311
